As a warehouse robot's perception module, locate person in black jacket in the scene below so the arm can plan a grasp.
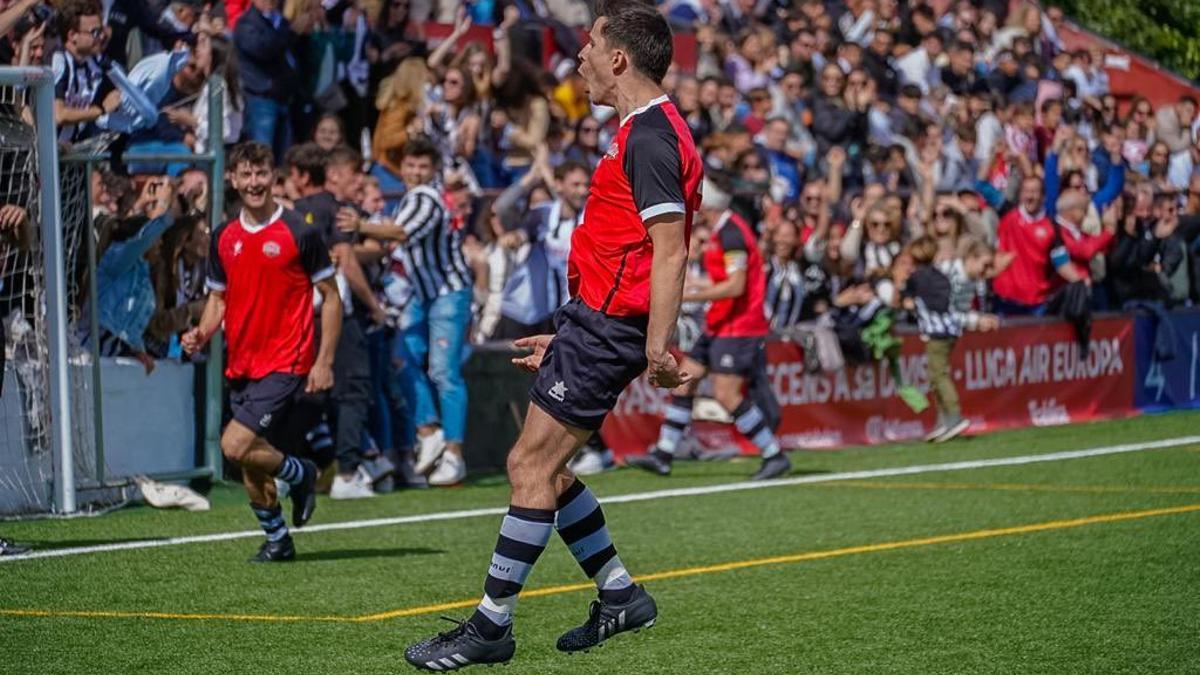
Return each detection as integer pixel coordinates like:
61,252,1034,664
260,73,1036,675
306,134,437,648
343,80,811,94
810,63,870,157
104,0,194,66
234,0,300,161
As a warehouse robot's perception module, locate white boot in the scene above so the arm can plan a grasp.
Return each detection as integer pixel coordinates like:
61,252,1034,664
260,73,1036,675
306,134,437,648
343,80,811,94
330,465,376,500
428,452,466,486
414,429,447,474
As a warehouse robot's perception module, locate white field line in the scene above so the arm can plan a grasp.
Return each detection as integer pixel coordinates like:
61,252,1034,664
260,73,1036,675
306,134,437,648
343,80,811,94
5,435,1198,564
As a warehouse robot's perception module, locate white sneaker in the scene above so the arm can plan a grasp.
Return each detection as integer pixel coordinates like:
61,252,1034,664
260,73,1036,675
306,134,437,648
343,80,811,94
568,448,616,476
330,466,376,500
428,452,466,486
414,429,447,474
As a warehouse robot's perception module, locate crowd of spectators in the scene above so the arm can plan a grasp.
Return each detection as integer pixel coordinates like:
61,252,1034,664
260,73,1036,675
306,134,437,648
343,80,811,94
4,0,1200,491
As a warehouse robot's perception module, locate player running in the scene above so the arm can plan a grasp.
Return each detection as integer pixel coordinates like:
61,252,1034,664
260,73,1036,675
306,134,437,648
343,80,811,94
625,179,791,480
403,3,700,670
182,142,342,563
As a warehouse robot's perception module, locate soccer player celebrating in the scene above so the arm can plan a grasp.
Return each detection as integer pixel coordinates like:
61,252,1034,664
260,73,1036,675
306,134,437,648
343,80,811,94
625,178,792,480
182,142,342,563
403,3,701,670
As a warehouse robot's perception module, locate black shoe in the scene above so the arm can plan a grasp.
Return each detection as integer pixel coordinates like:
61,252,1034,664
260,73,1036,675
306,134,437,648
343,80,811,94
0,538,29,556
290,459,319,528
751,454,791,481
405,617,515,671
556,585,658,653
625,450,673,476
249,535,295,563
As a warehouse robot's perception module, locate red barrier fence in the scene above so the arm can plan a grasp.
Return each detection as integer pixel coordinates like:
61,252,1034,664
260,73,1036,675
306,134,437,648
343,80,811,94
601,317,1136,458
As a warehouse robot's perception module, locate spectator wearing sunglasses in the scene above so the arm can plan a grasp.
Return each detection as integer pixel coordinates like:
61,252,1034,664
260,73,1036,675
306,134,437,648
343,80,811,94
52,0,118,145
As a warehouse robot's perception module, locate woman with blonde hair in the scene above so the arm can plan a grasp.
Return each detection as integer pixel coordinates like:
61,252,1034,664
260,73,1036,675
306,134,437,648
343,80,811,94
373,56,430,175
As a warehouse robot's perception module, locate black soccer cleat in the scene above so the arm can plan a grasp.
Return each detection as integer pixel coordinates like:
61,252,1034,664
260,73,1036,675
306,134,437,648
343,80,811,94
405,617,515,671
624,450,673,476
751,454,791,481
0,538,29,556
249,535,295,563
290,458,319,528
556,585,658,653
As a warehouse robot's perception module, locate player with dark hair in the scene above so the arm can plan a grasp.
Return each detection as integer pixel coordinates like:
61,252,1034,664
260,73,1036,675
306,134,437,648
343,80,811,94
625,177,791,480
182,141,342,562
403,2,701,670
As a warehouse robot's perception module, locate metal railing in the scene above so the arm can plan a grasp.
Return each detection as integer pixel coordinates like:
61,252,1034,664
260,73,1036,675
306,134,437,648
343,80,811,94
56,75,229,507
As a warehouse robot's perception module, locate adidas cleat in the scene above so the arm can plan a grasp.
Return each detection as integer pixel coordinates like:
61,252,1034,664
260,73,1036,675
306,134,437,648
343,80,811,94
751,453,791,481
405,617,515,671
249,535,295,563
556,585,657,653
290,458,319,527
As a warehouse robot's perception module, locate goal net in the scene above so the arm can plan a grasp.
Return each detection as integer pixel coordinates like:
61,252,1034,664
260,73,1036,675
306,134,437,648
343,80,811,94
0,76,112,516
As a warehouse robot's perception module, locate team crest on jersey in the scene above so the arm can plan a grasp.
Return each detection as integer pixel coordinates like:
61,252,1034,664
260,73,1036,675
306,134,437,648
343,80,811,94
604,142,619,160
1035,227,1049,239
233,240,243,256
262,241,282,257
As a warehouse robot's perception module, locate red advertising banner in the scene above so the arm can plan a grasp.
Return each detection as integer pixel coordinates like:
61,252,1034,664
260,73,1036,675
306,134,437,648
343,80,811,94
601,317,1136,458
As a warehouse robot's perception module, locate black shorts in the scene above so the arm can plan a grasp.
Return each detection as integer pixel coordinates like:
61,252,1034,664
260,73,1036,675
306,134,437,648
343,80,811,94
688,334,766,377
229,372,306,438
529,299,648,431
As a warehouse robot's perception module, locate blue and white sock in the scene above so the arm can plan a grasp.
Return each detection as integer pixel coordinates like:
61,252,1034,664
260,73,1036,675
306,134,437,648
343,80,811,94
251,503,289,542
273,455,307,486
469,506,554,638
732,399,780,458
556,480,635,603
656,395,694,455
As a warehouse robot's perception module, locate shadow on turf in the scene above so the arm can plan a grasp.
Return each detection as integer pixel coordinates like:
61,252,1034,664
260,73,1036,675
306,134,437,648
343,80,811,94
294,546,444,562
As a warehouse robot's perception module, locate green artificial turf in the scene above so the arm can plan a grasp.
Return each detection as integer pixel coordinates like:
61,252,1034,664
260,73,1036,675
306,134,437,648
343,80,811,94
2,412,1199,674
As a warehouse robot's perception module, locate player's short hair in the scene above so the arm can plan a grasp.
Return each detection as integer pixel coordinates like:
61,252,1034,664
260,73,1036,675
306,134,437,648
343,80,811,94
596,1,673,85
554,160,590,181
326,145,362,171
228,141,274,172
400,135,441,165
58,0,101,35
284,142,327,185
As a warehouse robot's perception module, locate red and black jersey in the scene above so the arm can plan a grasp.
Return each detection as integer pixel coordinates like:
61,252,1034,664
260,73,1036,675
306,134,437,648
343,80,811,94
206,205,335,380
702,211,769,338
568,96,704,317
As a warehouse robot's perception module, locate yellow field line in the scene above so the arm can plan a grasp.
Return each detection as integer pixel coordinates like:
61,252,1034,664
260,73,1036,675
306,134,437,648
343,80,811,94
821,481,1200,495
4,503,1198,625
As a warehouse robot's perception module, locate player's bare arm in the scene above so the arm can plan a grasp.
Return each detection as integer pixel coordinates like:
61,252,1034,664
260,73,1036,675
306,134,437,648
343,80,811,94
181,290,225,354
645,212,692,389
307,277,342,393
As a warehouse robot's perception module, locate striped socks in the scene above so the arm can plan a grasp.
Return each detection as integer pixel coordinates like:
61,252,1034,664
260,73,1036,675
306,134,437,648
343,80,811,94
732,399,780,458
656,395,694,455
251,503,289,542
469,506,554,639
556,480,635,603
273,455,307,486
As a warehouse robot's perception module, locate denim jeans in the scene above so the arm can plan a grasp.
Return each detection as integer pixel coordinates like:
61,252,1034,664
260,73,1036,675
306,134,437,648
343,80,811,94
243,94,292,162
395,288,472,443
367,325,414,452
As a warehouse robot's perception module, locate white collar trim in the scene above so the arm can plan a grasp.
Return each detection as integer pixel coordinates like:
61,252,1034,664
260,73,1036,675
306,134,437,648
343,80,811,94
621,94,670,126
239,204,284,233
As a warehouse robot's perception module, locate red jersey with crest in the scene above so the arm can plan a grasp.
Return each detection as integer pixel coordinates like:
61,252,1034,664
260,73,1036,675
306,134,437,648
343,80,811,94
568,95,704,317
702,211,769,337
206,205,334,379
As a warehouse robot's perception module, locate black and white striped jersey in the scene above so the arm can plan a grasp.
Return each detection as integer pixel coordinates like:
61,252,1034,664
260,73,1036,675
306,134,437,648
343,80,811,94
388,184,472,302
51,51,105,144
904,265,963,339
765,256,805,331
